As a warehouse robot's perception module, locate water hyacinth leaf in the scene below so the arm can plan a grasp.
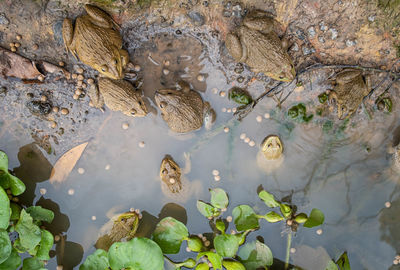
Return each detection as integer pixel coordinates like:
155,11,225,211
197,201,220,218
79,249,110,270
294,213,308,224
0,229,12,264
152,217,189,254
279,204,292,218
0,248,21,270
214,234,240,257
0,152,7,171
0,171,10,190
187,236,203,252
10,203,21,221
237,240,273,269
336,252,351,270
26,206,54,223
210,188,229,209
262,211,284,223
8,174,25,196
215,219,226,233
15,210,42,251
325,260,339,270
258,190,280,208
197,252,222,269
176,258,196,268
222,260,246,270
303,208,325,228
35,230,54,261
0,188,10,229
108,237,164,270
195,263,209,270
232,205,259,231
21,257,46,270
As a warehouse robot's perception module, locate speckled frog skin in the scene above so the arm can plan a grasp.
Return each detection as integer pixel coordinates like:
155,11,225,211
225,10,296,82
154,82,215,133
89,78,148,117
328,69,371,119
62,4,129,79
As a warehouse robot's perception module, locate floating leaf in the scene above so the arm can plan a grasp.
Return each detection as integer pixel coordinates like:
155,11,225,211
0,188,10,229
175,258,196,268
336,252,351,270
197,252,222,270
108,238,164,270
152,217,189,254
10,203,21,221
294,213,308,224
7,174,25,196
49,142,88,184
26,206,54,223
214,234,240,257
0,229,11,264
232,205,259,231
279,204,292,218
21,257,46,270
197,201,220,219
195,263,209,270
258,191,280,208
187,236,203,252
35,230,54,261
215,219,226,233
303,208,325,228
15,210,41,252
0,152,8,172
79,249,110,270
318,93,328,104
222,260,246,270
210,188,229,209
0,248,21,270
288,106,299,118
0,47,43,80
325,260,339,270
262,211,284,223
228,87,253,105
237,240,273,269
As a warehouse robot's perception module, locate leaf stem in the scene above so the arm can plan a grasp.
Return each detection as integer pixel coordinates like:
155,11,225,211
285,232,292,270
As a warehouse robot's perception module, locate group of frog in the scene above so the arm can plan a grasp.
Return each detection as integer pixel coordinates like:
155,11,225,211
62,5,375,196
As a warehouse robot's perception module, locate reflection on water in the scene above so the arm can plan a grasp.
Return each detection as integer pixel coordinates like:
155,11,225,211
0,26,400,270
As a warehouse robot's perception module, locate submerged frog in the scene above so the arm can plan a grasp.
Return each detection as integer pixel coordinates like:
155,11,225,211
159,153,202,202
392,144,400,174
328,69,371,119
89,78,148,117
155,82,215,133
225,10,295,82
62,4,129,79
256,135,284,173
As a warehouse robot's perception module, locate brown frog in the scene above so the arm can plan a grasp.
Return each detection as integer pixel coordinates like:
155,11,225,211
257,135,284,174
328,69,371,119
154,82,215,133
89,78,148,117
225,10,295,82
62,4,129,79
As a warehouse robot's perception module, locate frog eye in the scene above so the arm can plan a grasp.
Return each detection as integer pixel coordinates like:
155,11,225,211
130,109,137,116
172,167,177,171
159,101,167,108
138,101,143,106
101,65,108,72
162,169,168,175
113,59,118,65
279,75,285,80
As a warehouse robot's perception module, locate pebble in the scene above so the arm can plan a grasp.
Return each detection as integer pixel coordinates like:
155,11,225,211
256,115,262,122
14,42,21,48
204,241,210,247
76,67,84,74
78,168,85,174
230,230,236,235
50,121,57,129
186,247,191,252
105,164,111,170
212,88,218,94
75,89,83,95
9,42,14,47
87,78,95,85
240,133,246,140
212,169,219,176
223,127,229,133
0,13,10,25
227,109,232,113
54,235,61,242
307,26,316,38
138,141,145,148
162,69,170,75
56,266,63,270
16,35,22,40
32,44,39,50
226,216,232,222
40,95,47,102
163,60,170,66
10,46,16,52
169,178,176,184
134,65,141,72
71,74,78,80
58,61,65,67
67,189,75,195
61,108,69,115
244,137,250,143
221,107,227,112
53,106,59,113
39,188,47,195
197,74,205,82
82,83,87,88
91,216,96,221
122,123,129,130
290,248,296,254
394,259,399,265
249,141,255,147
214,175,221,181
264,113,270,119
38,75,45,82
316,229,323,235
73,94,79,100
385,201,391,208
329,28,338,40
77,74,84,81
76,80,83,87
295,85,304,92
232,108,237,113
219,91,226,97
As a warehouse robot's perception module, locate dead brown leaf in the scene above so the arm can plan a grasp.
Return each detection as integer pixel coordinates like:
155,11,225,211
42,61,71,79
0,46,42,79
49,142,88,184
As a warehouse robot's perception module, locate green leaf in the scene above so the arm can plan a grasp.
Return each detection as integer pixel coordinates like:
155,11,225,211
197,252,222,270
288,106,299,118
222,260,246,270
237,240,273,270
26,206,54,223
0,172,10,190
215,219,226,233
303,208,325,228
210,188,229,209
195,263,209,270
108,238,163,270
262,211,284,223
152,217,189,254
36,230,54,261
325,260,339,270
15,210,42,252
258,191,280,208
10,203,21,221
228,87,253,105
175,258,196,268
214,234,240,257
79,249,110,270
297,103,306,116
336,252,351,270
0,188,10,229
294,213,308,224
197,201,220,219
0,229,12,264
279,204,292,218
0,152,8,172
7,174,25,196
0,248,21,270
318,93,328,104
232,205,259,231
187,236,203,252
21,257,46,270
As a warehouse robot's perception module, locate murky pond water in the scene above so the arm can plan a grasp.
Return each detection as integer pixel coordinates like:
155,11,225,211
1,22,400,270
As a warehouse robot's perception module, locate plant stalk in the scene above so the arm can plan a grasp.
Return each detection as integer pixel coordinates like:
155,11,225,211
285,232,292,270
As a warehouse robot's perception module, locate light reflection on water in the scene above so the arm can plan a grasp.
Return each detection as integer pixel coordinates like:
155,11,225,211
0,30,399,270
